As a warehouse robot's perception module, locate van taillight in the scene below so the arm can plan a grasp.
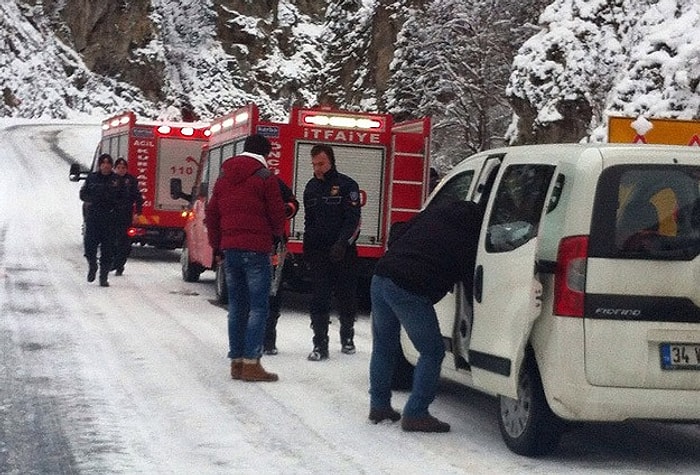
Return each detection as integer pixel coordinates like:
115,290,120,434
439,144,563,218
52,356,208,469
554,235,588,317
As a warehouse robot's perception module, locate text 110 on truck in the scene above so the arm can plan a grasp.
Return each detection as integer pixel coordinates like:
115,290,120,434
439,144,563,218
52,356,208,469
69,111,210,249
170,103,432,301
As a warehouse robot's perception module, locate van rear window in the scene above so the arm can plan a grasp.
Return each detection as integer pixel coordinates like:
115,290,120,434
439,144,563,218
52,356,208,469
589,165,700,260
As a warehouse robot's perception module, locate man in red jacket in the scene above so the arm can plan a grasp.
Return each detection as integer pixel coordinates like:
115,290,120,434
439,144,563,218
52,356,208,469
205,134,287,382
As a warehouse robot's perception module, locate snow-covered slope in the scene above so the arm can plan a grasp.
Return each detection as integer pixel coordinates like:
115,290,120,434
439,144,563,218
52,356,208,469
1,0,698,144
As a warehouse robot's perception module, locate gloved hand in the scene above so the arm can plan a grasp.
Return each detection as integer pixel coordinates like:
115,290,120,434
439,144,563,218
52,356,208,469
284,200,298,220
329,241,346,263
273,235,285,248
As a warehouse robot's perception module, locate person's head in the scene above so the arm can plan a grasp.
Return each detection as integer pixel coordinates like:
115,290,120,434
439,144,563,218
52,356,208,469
243,134,272,157
98,153,113,175
310,144,335,179
114,157,128,176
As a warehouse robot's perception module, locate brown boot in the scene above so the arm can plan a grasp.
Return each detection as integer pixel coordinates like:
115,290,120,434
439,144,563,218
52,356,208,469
240,359,278,382
230,359,243,380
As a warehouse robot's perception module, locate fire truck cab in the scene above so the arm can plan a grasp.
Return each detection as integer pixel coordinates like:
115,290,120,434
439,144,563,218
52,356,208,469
171,104,431,301
70,111,210,249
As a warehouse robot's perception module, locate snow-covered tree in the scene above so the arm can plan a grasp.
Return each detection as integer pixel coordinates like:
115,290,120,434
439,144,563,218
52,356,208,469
317,0,377,110
507,0,700,144
386,0,546,168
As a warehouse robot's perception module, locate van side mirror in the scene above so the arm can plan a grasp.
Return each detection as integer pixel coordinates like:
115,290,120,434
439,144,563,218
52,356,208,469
69,163,87,182
170,178,192,201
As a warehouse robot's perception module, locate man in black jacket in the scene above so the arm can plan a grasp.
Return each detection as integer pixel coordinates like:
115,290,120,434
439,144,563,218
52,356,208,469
303,144,361,361
368,199,484,433
80,153,120,287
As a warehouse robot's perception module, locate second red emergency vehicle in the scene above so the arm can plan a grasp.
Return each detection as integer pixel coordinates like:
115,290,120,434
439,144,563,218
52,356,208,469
71,111,210,249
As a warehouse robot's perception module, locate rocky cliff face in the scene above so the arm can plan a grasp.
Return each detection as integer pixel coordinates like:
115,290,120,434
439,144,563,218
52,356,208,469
48,0,164,102
19,0,401,121
23,0,424,119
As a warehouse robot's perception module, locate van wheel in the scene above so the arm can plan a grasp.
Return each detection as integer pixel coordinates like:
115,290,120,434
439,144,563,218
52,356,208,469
215,264,228,305
181,244,203,282
498,355,563,456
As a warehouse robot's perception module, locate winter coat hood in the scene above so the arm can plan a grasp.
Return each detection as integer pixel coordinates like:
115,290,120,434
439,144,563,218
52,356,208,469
220,153,267,186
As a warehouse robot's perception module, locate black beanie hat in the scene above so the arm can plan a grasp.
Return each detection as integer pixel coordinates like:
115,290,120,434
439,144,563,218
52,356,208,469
244,134,272,157
98,153,113,165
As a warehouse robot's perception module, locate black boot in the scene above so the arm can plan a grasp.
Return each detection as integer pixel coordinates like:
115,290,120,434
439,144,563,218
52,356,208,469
99,271,109,287
340,320,355,354
87,261,98,282
308,337,329,361
263,328,278,355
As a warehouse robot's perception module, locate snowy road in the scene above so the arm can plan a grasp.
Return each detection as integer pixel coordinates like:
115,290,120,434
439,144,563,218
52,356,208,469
1,122,698,474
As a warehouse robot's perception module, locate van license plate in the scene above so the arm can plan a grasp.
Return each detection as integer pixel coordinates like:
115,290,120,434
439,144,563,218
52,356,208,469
660,343,700,370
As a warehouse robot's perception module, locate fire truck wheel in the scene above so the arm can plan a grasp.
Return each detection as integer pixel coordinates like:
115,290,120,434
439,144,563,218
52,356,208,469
215,264,228,305
181,244,204,282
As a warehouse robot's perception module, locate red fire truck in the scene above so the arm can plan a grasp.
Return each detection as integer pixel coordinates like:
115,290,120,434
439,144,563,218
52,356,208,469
70,111,210,249
170,103,432,301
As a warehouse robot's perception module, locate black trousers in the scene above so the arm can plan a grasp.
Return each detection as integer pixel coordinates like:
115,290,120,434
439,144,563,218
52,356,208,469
113,211,132,271
307,246,358,348
264,293,282,349
83,212,115,277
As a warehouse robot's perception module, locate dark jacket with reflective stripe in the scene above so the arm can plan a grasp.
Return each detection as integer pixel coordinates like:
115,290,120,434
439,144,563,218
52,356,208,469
80,171,120,219
303,168,361,252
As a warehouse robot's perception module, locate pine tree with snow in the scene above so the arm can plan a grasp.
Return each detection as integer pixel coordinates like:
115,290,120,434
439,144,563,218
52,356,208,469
387,0,545,168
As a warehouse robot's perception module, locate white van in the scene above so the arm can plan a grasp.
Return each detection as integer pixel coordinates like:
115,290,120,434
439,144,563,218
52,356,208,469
400,144,700,456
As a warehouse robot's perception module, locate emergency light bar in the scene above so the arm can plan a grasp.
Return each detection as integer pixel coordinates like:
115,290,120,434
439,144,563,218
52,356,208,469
300,111,385,130
210,111,251,136
104,114,131,130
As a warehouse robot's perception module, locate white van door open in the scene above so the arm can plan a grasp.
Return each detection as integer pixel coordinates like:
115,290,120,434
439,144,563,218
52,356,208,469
468,163,556,398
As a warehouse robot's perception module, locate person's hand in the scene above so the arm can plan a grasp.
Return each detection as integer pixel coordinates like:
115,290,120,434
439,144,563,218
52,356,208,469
329,241,346,263
214,251,224,265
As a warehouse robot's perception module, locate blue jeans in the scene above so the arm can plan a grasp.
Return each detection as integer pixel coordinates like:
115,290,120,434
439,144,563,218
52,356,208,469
224,250,272,360
369,275,445,418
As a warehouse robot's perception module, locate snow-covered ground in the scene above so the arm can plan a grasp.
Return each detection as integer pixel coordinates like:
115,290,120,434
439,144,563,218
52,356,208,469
0,120,698,474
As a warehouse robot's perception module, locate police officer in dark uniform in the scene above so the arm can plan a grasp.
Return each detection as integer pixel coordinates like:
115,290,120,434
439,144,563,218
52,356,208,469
113,157,144,276
80,153,120,287
303,144,361,361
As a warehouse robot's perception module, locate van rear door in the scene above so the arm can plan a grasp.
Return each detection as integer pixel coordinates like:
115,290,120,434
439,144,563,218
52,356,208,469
586,158,700,390
469,160,556,398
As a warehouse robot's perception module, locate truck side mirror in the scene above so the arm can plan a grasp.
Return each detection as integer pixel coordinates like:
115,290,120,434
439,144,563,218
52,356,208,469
69,163,87,182
359,190,367,207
